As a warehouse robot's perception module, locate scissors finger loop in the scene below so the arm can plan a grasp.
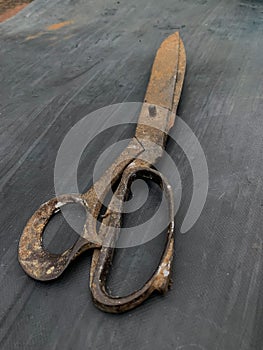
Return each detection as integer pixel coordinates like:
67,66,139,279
90,164,175,313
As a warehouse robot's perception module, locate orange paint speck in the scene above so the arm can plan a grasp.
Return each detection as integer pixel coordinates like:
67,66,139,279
46,20,74,31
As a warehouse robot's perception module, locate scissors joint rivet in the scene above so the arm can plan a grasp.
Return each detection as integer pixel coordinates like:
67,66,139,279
148,105,157,117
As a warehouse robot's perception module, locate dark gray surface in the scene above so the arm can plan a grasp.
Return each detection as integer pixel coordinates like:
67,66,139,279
1,0,263,349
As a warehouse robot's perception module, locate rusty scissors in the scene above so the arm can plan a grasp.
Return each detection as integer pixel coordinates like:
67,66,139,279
18,32,186,313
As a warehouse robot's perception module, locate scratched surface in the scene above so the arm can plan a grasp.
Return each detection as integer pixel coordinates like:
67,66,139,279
0,0,263,349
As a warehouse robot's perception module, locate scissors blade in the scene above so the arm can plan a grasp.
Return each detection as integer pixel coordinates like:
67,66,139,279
172,36,186,113
144,32,186,113
135,32,186,156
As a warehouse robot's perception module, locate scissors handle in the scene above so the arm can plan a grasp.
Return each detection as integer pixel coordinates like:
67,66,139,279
18,160,175,313
18,140,174,313
18,194,100,280
90,161,175,313
18,138,144,281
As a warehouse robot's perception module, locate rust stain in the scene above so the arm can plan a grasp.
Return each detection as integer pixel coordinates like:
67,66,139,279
0,3,28,22
46,20,74,31
144,32,180,111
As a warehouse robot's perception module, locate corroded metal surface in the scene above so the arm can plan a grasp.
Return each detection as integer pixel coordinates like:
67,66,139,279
18,32,186,313
144,32,180,110
90,165,175,313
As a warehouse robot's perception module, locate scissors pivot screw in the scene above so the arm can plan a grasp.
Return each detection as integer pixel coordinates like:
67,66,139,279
148,105,157,117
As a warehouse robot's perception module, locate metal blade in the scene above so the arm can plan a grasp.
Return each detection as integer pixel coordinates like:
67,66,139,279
144,32,186,112
172,37,186,114
135,32,186,152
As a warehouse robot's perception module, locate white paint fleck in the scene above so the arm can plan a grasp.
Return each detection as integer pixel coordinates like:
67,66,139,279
158,261,171,276
128,144,139,149
163,269,169,277
46,266,55,275
128,161,136,168
55,201,65,208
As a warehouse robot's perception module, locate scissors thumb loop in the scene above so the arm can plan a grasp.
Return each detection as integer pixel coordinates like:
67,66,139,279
18,194,100,281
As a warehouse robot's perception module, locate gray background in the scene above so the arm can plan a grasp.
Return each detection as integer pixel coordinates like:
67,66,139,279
0,0,263,349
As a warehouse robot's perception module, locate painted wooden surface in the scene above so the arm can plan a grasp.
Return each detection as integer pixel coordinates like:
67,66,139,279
0,0,263,349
